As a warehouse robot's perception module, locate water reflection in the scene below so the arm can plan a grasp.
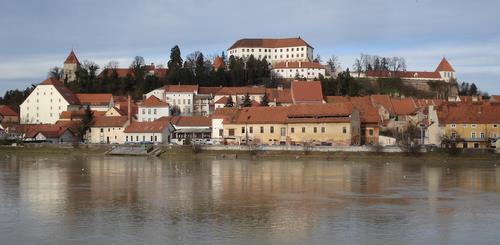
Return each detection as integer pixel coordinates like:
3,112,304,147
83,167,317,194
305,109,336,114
0,153,499,244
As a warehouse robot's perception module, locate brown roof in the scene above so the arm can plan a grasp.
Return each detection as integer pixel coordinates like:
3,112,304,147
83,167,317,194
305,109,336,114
370,95,395,114
158,116,211,127
0,105,18,117
229,37,312,49
76,93,113,106
215,96,230,104
291,81,324,103
25,121,80,138
98,66,168,79
227,103,353,125
60,109,105,120
266,88,293,104
325,96,351,103
124,120,169,133
365,70,442,79
140,95,168,107
116,101,138,116
198,86,222,95
273,61,323,69
490,95,500,103
435,58,455,72
349,97,380,124
40,78,79,104
438,103,500,124
215,86,266,95
163,85,199,93
391,98,418,115
64,51,80,65
213,56,224,70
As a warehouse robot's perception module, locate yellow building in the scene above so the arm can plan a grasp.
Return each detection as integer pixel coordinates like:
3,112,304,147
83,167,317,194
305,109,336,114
439,103,500,149
218,103,360,146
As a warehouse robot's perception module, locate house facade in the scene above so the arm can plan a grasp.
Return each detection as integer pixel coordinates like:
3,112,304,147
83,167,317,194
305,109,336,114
87,116,129,144
272,61,325,80
137,96,170,122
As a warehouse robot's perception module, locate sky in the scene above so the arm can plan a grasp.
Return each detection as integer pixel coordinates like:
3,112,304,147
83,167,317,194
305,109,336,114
1,0,499,95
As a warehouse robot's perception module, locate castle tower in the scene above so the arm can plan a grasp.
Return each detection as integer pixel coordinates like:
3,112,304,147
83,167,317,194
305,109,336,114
63,50,81,82
435,57,455,82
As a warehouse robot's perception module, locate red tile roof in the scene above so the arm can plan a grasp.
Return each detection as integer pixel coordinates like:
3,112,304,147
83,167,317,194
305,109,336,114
215,96,230,104
60,109,105,120
124,120,169,133
435,58,455,72
64,51,80,65
116,101,138,116
370,95,395,114
198,86,222,95
140,95,168,107
90,116,129,127
273,61,323,69
229,37,312,49
215,86,266,95
158,116,211,127
438,103,500,124
0,105,18,117
162,85,199,93
40,78,79,104
25,121,80,138
325,96,351,103
76,93,113,106
391,98,418,115
266,88,293,104
291,81,324,104
213,56,224,70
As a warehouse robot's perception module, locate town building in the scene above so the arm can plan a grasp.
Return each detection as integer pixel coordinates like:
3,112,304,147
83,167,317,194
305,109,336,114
158,116,212,145
0,105,19,123
145,85,198,115
137,95,170,122
62,51,81,82
87,116,129,144
291,80,324,104
216,104,360,146
20,78,80,124
124,120,174,144
227,37,313,64
98,63,168,79
75,93,114,111
23,121,79,143
272,61,325,80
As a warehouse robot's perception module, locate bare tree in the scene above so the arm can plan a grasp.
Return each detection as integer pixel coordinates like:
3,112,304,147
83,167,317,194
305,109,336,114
48,67,64,80
327,55,341,77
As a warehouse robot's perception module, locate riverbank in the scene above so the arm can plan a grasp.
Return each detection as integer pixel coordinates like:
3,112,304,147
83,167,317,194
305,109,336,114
1,144,499,162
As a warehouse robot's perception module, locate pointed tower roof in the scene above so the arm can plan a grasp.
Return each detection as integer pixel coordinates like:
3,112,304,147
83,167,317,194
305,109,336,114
213,56,224,70
435,57,455,72
64,51,80,65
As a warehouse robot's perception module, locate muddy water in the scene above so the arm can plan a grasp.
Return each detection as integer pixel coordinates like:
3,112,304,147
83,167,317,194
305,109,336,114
0,153,499,245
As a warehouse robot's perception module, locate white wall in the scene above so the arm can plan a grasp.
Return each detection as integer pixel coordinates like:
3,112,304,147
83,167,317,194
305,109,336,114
272,67,326,79
137,106,170,122
228,45,313,64
87,126,127,144
20,84,70,124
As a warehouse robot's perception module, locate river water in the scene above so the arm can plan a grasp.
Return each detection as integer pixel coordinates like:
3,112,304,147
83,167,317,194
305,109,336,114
0,153,499,245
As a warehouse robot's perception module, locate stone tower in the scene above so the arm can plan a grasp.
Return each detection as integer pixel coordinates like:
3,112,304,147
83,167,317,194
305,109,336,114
63,50,81,82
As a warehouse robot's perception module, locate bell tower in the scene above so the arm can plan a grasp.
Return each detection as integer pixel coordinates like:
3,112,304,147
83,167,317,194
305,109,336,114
63,50,81,82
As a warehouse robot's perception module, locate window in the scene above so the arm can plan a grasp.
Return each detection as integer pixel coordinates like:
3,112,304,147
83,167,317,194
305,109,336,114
154,109,157,115
313,127,317,133
471,132,476,138
302,127,306,133
270,126,274,133
136,136,139,141
343,127,347,134
241,127,245,134
280,127,286,137
463,124,467,128
480,132,485,139
219,129,223,137
451,124,456,128
260,126,264,133
321,127,326,133
154,136,158,142
249,127,253,133
126,136,128,141
100,128,103,133
471,124,477,128
291,127,295,133
228,129,235,136
474,143,480,149
369,129,373,136
451,132,457,138
148,109,151,115
494,124,498,128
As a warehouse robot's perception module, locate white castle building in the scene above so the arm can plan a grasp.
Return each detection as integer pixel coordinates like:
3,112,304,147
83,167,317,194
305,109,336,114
227,37,313,64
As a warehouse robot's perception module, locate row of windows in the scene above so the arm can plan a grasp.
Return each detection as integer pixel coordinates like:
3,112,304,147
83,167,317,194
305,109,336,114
167,98,191,105
276,68,321,72
125,135,159,142
239,53,305,59
227,126,348,136
451,124,498,128
141,108,158,115
236,47,306,53
451,132,498,138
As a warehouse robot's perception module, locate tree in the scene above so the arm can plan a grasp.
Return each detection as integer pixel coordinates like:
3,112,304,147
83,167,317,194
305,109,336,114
76,105,93,144
326,56,341,77
194,52,207,85
170,105,181,116
225,96,234,108
48,67,64,80
167,45,183,84
242,93,252,107
470,83,478,95
261,92,269,106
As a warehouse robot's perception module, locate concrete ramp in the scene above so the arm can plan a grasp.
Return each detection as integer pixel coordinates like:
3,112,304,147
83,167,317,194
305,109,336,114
106,146,162,156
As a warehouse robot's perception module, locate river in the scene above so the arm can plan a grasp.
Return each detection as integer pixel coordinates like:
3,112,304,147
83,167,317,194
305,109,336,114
0,153,499,244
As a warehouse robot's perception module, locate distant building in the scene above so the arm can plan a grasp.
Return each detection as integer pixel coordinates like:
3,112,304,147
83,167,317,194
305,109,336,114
0,105,19,123
137,95,170,122
227,37,313,64
63,51,81,83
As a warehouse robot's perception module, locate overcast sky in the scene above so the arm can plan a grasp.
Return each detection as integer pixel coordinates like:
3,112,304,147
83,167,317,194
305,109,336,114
1,0,499,95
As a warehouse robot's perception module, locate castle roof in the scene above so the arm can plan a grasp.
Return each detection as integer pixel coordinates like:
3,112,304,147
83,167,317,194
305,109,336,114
64,51,80,65
435,57,455,72
229,37,312,50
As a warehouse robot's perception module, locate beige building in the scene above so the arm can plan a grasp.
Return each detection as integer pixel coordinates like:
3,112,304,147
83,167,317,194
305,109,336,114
87,116,129,144
216,103,360,146
63,51,81,82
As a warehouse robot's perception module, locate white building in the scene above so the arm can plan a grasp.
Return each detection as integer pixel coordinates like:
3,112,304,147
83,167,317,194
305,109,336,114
124,120,174,144
20,78,80,124
145,85,198,115
137,95,170,122
227,37,313,64
75,93,114,111
86,116,129,144
272,61,326,80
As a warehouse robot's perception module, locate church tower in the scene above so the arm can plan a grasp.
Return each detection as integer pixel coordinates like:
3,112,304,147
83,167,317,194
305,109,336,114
63,50,81,82
435,57,455,82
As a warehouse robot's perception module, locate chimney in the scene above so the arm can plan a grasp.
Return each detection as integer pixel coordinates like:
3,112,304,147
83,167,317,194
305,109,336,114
299,61,302,67
286,61,289,68
127,95,131,123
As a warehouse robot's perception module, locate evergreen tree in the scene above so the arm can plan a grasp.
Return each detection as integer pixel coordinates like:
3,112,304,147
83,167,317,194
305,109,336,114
167,45,183,84
225,96,234,108
261,92,269,106
77,105,94,143
242,93,252,107
195,52,206,85
470,83,478,95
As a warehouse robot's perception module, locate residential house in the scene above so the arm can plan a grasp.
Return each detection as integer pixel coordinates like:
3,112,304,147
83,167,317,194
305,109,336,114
272,61,325,80
158,116,212,145
75,93,114,111
145,85,198,115
0,105,19,123
124,120,174,144
87,116,129,144
137,95,170,122
24,121,79,143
